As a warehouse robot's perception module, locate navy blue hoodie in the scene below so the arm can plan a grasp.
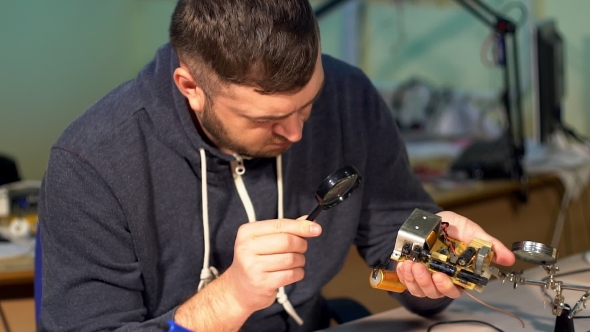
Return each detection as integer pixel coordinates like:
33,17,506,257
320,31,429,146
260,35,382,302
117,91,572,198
38,44,449,331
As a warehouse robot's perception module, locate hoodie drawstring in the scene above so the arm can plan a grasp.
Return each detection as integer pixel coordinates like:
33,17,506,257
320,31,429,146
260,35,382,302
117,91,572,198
197,148,219,291
274,155,304,325
198,149,303,325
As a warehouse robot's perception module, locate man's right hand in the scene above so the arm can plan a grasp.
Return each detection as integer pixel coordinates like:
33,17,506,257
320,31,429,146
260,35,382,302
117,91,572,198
222,218,322,313
174,218,321,331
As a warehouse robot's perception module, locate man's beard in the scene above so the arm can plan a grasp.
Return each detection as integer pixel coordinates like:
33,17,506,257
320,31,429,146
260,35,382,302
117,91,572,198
199,102,291,158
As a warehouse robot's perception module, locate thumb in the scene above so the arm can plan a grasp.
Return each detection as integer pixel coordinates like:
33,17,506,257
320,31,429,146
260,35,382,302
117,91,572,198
296,215,322,236
488,238,516,266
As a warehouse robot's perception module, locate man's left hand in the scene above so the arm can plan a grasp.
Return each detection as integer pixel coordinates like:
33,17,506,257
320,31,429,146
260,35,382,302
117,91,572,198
396,211,515,299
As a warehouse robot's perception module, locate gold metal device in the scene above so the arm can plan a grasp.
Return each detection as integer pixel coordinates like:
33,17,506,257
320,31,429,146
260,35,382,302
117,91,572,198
370,209,495,293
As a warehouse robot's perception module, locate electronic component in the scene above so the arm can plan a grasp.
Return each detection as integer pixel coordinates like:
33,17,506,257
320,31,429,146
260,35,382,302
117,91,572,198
368,211,590,324
370,208,495,293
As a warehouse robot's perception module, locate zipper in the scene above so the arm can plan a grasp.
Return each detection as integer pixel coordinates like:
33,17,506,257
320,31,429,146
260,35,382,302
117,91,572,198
233,154,246,175
231,154,255,222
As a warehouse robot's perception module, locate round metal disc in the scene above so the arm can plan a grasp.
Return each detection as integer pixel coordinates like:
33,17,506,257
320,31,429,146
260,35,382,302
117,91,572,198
511,241,558,265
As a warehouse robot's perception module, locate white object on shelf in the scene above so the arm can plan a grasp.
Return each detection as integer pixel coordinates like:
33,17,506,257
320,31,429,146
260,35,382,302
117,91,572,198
9,217,31,238
0,188,8,218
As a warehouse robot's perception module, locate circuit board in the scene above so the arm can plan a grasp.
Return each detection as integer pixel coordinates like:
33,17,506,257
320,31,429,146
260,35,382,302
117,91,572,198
370,209,495,293
395,235,495,292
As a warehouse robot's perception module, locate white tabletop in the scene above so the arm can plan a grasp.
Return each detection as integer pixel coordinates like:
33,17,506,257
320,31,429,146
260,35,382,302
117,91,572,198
323,253,590,332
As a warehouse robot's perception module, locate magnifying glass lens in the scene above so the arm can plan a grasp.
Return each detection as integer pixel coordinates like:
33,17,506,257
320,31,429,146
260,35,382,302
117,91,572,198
306,166,362,221
323,175,359,205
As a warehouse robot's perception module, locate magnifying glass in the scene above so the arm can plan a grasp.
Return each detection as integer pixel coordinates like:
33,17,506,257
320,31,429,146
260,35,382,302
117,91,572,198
306,165,362,221
512,241,558,265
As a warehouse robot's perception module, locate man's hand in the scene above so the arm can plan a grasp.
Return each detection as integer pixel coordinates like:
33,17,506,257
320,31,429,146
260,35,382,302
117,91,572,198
396,211,515,299
222,217,322,313
174,217,321,331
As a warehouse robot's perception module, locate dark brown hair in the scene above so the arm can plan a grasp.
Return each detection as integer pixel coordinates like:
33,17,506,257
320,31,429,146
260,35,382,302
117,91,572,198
169,0,320,95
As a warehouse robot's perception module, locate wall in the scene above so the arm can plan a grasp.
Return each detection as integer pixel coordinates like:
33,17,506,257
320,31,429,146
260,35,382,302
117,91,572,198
361,0,530,92
0,0,343,181
0,1,175,180
356,0,590,139
2,1,589,180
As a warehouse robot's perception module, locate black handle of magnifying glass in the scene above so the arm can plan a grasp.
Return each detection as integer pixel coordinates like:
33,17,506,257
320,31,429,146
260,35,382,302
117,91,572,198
306,205,323,221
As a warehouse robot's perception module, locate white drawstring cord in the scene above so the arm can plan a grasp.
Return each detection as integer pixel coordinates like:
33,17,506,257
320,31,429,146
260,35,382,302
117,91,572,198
275,155,304,325
198,150,303,325
198,148,219,291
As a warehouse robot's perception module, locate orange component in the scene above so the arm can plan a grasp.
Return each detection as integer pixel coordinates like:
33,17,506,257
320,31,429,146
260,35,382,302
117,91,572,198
369,269,406,293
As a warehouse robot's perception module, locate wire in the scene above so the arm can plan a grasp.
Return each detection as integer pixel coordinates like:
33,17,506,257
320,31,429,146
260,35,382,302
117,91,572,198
551,188,572,250
440,222,456,254
478,1,529,67
543,175,584,257
545,163,590,255
480,32,500,67
464,291,525,328
426,319,504,332
0,303,10,332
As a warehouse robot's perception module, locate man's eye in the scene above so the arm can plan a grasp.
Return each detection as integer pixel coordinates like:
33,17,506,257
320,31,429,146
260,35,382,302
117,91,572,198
252,119,271,124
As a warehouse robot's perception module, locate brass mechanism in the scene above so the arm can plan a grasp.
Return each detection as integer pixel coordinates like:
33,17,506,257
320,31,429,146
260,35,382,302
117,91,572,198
370,209,495,293
369,209,590,320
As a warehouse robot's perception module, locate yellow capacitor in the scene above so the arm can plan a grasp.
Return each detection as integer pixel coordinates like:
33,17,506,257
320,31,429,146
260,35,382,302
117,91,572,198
425,231,438,251
369,269,406,293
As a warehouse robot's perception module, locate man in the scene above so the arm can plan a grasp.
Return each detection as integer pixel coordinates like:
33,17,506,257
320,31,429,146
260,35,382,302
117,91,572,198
38,0,515,331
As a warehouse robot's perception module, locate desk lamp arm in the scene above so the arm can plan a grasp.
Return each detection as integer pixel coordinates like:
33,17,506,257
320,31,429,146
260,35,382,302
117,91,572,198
454,0,527,197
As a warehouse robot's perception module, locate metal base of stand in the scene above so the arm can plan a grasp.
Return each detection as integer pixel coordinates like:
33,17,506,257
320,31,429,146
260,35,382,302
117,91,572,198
554,305,575,332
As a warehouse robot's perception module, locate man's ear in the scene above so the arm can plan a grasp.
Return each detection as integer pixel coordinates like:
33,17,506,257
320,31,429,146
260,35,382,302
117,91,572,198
173,66,206,113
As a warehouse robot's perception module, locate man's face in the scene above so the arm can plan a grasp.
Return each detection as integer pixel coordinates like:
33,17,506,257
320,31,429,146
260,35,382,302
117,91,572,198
196,57,325,158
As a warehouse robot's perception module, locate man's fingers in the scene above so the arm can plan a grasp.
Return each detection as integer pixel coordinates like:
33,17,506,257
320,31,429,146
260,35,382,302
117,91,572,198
398,261,426,297
253,233,308,255
239,219,322,238
490,240,516,266
398,261,463,299
256,253,306,272
412,264,445,299
432,273,463,299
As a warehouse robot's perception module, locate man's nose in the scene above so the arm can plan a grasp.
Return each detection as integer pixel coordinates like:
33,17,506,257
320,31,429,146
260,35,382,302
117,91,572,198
273,113,304,143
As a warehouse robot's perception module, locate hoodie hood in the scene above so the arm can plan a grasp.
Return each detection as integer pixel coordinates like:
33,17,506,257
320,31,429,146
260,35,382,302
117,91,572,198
135,43,235,163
